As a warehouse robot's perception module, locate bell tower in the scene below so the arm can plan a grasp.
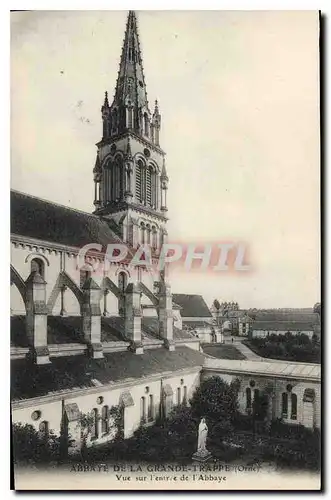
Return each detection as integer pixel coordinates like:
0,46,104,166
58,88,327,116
93,11,169,252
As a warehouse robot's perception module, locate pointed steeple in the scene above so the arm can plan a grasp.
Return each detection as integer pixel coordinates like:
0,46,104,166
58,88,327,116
114,11,149,112
100,11,162,146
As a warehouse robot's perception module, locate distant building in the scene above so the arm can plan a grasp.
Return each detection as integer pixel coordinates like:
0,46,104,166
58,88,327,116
249,310,320,339
172,294,221,343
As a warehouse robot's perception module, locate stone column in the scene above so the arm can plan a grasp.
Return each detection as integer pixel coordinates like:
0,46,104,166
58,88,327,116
158,276,175,351
25,271,50,365
82,277,103,359
125,283,143,354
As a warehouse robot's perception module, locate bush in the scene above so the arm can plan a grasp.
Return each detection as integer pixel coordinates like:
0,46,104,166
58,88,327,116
12,423,61,464
190,376,239,423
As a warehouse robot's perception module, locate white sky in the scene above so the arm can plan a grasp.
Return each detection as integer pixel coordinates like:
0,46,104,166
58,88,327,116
10,10,320,308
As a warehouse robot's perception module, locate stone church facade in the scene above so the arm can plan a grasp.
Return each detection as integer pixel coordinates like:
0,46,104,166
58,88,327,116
11,11,320,456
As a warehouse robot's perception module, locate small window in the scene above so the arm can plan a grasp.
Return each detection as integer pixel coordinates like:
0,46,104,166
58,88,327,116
101,405,109,434
39,421,49,441
148,395,154,422
140,396,146,424
177,387,181,405
291,393,297,420
246,387,252,410
31,258,45,278
183,386,188,405
282,392,288,418
303,388,315,403
91,408,99,439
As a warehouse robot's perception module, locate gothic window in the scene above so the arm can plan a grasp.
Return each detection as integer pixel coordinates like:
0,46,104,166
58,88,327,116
31,258,44,278
136,160,145,203
146,224,151,245
152,227,157,249
282,392,288,419
91,408,99,439
146,167,152,206
140,396,146,424
291,394,297,420
148,395,154,422
246,388,252,411
101,405,109,434
114,157,123,201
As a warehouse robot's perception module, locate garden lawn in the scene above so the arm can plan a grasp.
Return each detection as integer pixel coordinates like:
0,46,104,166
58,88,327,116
202,344,246,360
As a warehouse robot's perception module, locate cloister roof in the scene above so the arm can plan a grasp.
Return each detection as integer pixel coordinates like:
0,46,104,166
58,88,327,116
11,346,205,401
203,358,321,382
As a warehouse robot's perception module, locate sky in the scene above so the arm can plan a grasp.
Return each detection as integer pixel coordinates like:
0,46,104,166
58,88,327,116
10,10,320,308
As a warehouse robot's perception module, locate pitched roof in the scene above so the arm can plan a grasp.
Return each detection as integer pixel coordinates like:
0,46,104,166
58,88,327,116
11,190,120,249
11,346,205,401
254,311,319,324
203,358,321,382
253,320,317,331
11,315,192,348
183,320,213,329
172,294,212,318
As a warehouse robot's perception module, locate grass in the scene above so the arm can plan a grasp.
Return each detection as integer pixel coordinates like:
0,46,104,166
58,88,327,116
202,343,246,360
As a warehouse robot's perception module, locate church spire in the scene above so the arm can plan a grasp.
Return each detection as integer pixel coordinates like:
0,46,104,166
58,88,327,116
114,11,149,111
101,11,161,146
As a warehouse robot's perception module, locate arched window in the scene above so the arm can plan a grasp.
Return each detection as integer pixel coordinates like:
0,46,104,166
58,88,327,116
101,405,109,434
38,420,49,441
148,395,154,422
152,227,157,249
146,167,152,206
31,258,45,278
114,157,123,201
282,392,288,419
246,388,252,411
140,396,146,424
146,224,151,245
291,393,297,420
177,387,181,406
136,160,144,203
183,386,188,405
91,408,99,439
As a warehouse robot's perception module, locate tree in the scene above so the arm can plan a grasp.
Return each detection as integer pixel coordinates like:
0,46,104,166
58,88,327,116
190,376,239,424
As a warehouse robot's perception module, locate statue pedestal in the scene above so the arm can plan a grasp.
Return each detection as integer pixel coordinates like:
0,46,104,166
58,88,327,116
192,449,212,463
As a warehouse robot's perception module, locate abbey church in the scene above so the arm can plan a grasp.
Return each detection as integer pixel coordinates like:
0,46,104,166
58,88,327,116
11,12,320,454
11,11,208,452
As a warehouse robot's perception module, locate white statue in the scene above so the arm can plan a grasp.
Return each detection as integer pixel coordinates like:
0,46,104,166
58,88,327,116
197,417,208,452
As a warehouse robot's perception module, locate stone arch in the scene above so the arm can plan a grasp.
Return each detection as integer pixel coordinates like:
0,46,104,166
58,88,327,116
25,253,50,267
10,265,27,306
47,271,84,314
